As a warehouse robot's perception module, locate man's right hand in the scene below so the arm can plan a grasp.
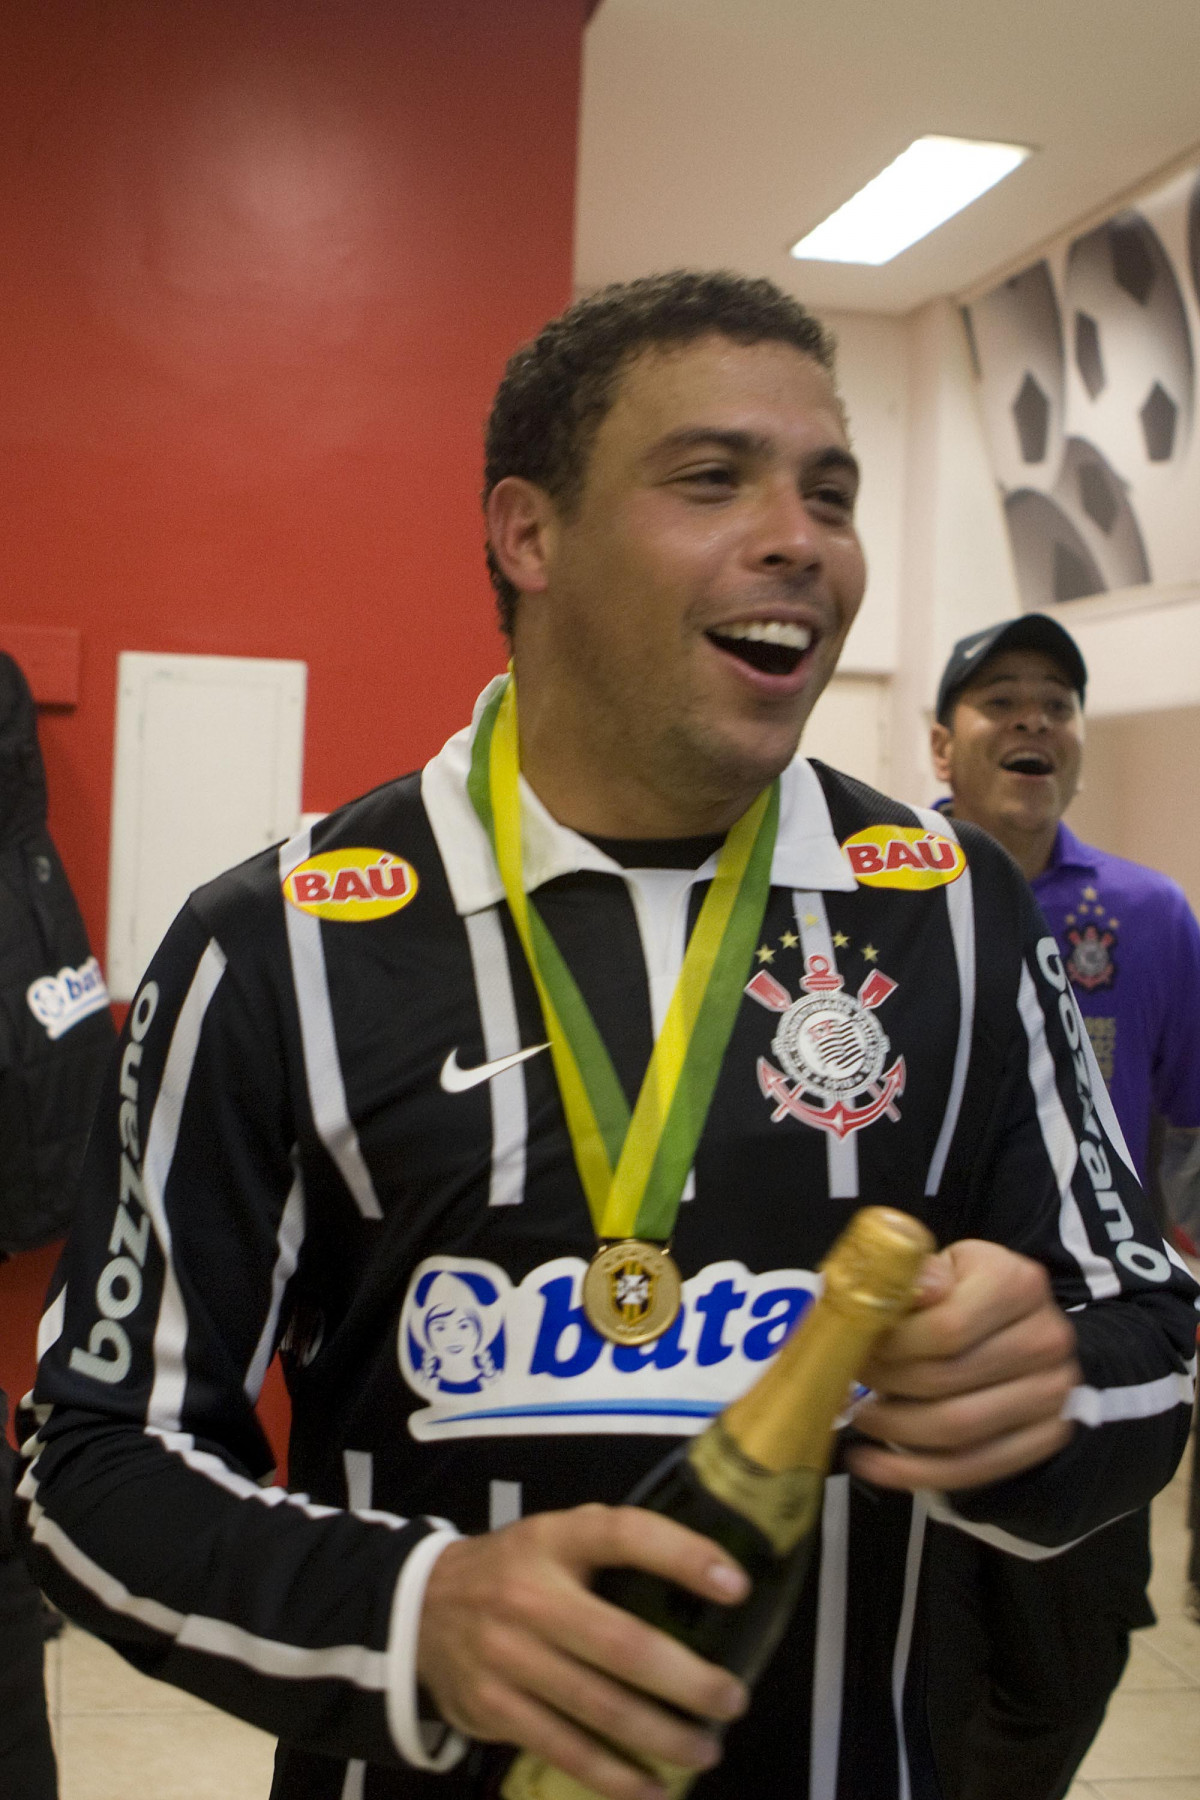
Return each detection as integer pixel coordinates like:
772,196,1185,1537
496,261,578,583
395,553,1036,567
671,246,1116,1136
416,1503,751,1800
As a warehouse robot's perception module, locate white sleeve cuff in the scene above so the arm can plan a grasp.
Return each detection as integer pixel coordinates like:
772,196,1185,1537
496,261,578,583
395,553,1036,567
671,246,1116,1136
385,1524,468,1771
921,1488,1092,1561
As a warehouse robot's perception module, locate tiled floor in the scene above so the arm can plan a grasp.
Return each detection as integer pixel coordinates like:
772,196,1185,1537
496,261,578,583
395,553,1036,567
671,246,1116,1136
40,1457,1200,1799
1066,1452,1200,1800
46,1626,277,1799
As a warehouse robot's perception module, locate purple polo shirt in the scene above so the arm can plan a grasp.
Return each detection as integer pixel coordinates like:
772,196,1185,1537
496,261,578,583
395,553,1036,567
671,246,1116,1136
1031,823,1200,1181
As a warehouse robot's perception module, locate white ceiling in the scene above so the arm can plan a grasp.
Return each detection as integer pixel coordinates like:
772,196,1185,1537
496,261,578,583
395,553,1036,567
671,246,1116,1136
576,0,1200,316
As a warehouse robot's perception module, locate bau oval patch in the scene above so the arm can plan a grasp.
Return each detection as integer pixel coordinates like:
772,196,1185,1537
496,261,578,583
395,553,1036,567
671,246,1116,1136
283,848,418,921
841,826,965,891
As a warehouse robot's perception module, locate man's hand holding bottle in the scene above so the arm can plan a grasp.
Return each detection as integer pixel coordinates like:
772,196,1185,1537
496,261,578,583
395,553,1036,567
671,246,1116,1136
416,1232,1079,1800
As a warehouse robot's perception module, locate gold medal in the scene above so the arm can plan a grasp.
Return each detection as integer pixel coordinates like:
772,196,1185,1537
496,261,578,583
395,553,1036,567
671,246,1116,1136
582,1240,683,1346
472,676,778,1356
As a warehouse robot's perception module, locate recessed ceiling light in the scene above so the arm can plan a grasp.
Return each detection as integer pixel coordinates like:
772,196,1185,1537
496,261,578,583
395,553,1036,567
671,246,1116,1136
790,135,1032,266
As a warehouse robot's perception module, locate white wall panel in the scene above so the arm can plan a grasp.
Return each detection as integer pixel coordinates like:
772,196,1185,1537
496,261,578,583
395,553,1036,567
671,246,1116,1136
1067,701,1200,913
1045,584,1200,718
887,298,1022,807
820,311,909,676
107,652,306,1000
802,674,891,794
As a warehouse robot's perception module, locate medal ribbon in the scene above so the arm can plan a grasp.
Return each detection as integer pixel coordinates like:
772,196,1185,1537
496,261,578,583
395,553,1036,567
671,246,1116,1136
467,675,779,1242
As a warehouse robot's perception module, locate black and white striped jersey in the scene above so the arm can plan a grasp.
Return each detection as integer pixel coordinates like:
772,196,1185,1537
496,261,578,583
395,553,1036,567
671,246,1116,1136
19,683,1200,1800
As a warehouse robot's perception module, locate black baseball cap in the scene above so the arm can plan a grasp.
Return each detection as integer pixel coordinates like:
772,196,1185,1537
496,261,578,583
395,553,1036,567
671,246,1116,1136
935,614,1087,724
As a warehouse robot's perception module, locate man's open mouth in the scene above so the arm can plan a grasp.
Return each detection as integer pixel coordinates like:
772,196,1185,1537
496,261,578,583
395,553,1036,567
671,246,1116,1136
1001,751,1055,776
706,620,814,677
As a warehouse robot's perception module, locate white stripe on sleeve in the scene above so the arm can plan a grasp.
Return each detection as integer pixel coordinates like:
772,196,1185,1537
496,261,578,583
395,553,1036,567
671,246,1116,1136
385,1528,466,1771
280,832,383,1222
1063,1365,1196,1427
145,939,229,1434
37,1288,66,1361
243,1159,306,1400
27,1507,392,1689
1073,991,1138,1178
145,1429,409,1530
922,1492,1088,1561
1017,964,1120,1300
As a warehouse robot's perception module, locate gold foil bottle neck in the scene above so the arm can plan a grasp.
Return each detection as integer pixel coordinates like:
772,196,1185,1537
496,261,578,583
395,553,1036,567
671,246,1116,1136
819,1206,935,1315
720,1205,934,1474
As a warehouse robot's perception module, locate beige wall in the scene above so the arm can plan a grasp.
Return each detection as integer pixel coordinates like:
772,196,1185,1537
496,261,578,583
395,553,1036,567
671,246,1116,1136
1066,706,1200,914
818,310,908,677
802,673,892,792
824,298,1024,808
1042,587,1200,719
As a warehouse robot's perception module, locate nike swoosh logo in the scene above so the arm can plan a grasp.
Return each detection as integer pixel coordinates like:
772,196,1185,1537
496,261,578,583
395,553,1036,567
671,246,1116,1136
961,639,988,659
439,1043,550,1093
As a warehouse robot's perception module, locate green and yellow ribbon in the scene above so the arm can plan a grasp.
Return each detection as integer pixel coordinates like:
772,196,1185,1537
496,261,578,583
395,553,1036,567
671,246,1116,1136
467,675,778,1244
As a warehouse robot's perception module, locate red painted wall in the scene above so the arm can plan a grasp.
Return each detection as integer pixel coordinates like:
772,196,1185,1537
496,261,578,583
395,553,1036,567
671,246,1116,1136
0,0,586,1448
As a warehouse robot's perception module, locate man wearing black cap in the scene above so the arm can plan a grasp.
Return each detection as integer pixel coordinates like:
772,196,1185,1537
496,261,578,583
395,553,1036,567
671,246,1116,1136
926,611,1200,1800
931,614,1087,883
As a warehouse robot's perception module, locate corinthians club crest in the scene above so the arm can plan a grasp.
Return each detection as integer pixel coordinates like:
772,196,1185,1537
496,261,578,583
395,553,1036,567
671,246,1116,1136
1065,923,1116,992
746,953,905,1142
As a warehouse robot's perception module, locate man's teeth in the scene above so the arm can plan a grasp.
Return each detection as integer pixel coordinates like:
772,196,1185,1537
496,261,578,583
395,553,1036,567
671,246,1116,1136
716,621,813,651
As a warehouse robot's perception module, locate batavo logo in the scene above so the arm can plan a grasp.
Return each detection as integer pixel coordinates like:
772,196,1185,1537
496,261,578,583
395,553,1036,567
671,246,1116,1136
398,1255,824,1441
841,826,965,891
283,849,418,921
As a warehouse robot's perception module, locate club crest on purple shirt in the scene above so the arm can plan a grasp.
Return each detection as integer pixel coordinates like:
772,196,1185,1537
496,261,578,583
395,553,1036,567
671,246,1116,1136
1066,922,1117,991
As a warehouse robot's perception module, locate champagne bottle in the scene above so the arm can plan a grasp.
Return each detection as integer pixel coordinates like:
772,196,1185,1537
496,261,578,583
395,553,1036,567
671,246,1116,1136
500,1205,935,1800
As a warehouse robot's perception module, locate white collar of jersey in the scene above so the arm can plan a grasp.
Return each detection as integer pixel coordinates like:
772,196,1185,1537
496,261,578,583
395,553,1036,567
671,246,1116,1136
422,676,858,918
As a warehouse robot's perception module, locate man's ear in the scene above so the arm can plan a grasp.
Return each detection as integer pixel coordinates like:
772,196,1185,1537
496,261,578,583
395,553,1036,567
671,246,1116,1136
930,719,954,786
486,477,557,598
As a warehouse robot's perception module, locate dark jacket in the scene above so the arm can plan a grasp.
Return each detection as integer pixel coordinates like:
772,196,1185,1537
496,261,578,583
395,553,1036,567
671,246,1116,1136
0,653,114,1252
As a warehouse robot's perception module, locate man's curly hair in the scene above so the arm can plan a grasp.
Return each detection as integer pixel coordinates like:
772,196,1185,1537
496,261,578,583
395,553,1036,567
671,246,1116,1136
483,270,837,637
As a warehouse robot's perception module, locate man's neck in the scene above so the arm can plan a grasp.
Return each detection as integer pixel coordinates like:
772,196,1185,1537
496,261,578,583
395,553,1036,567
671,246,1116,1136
512,678,765,838
521,754,756,838
948,806,1058,882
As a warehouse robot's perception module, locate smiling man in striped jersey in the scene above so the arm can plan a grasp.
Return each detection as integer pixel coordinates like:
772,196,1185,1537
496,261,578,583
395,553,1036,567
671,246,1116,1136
18,273,1199,1800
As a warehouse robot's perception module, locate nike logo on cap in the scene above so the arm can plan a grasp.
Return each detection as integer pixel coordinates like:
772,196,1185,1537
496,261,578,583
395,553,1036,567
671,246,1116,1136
961,637,989,659
439,1043,550,1093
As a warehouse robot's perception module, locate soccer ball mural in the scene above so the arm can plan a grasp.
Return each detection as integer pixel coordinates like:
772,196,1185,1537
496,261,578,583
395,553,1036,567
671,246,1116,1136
967,261,1066,494
966,167,1200,610
1004,488,1102,612
1065,212,1192,479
